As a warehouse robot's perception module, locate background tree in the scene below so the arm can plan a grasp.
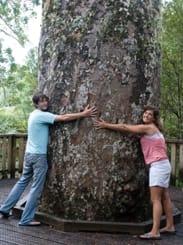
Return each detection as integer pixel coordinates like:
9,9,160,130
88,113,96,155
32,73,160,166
161,0,183,138
38,0,161,222
0,48,38,133
0,0,40,133
0,0,41,41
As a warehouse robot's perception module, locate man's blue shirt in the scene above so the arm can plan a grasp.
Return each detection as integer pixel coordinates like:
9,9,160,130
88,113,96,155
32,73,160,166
25,109,57,154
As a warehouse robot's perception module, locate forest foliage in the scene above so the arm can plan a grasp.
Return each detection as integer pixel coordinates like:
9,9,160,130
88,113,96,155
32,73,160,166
0,0,182,139
161,0,183,138
0,0,39,132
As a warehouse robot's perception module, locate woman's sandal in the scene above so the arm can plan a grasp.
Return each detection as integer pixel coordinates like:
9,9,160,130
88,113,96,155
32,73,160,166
160,228,176,235
139,233,161,240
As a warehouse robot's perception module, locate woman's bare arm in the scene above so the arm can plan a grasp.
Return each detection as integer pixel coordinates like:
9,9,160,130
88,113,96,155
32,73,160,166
93,119,155,134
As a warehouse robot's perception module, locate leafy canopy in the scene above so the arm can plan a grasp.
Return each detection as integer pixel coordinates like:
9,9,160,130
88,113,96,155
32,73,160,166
161,0,183,138
0,0,41,133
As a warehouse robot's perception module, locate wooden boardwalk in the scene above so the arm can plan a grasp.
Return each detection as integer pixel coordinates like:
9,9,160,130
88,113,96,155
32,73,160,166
0,179,183,245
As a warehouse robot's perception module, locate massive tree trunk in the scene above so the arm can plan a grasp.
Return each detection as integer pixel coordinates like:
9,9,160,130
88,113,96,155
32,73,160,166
38,0,161,222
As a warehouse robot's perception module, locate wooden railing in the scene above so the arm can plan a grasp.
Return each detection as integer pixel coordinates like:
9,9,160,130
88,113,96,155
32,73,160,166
0,134,183,186
0,134,27,179
166,139,183,186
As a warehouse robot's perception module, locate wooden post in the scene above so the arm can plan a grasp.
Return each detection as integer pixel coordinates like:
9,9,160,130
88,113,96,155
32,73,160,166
2,136,8,178
179,144,183,182
8,135,16,179
0,138,2,173
170,143,177,185
18,136,26,173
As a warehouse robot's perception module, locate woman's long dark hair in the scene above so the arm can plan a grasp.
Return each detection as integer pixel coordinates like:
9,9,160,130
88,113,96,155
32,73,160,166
142,106,163,132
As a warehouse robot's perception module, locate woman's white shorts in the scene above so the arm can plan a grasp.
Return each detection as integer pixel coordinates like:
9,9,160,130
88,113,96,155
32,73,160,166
149,159,171,188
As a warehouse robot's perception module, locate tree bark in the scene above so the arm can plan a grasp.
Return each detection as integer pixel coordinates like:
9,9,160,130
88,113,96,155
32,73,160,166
38,0,161,221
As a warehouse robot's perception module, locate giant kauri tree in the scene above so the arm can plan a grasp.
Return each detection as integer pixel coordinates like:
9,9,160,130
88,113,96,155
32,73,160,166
38,0,161,221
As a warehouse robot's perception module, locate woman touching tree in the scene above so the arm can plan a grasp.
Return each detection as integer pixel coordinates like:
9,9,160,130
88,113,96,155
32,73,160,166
94,106,175,240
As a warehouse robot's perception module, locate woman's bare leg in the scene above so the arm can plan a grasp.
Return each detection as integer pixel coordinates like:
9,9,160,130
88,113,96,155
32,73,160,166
149,186,164,236
160,189,175,232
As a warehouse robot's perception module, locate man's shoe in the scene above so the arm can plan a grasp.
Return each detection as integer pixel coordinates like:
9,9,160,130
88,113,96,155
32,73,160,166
19,220,41,226
0,211,10,218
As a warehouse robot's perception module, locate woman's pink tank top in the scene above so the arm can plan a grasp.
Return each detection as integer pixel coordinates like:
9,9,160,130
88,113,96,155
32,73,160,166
140,133,168,165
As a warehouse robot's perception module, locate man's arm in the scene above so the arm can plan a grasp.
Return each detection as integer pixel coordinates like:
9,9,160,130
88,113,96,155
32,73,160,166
54,105,97,122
